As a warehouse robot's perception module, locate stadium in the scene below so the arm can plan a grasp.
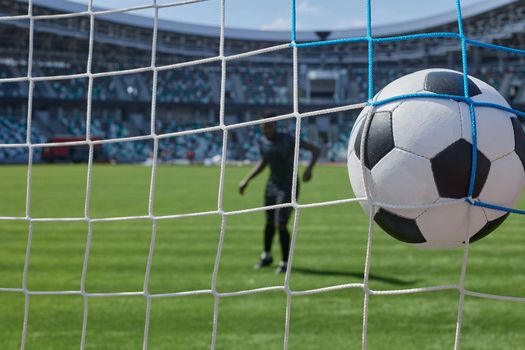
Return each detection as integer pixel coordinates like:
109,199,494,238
0,0,524,349
0,0,524,163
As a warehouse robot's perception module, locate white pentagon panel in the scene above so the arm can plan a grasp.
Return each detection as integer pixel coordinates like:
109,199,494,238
416,201,487,249
479,152,525,221
457,102,471,142
469,75,511,107
373,100,404,114
375,70,428,101
460,106,515,161
391,99,462,158
366,89,404,114
385,206,429,221
370,148,439,218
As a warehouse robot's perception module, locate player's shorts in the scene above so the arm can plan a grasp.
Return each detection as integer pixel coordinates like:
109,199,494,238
264,181,298,227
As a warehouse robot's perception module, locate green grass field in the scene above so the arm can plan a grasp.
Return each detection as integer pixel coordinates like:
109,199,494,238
0,164,524,349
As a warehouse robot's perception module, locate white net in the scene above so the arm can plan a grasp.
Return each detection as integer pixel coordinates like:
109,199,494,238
1,0,525,349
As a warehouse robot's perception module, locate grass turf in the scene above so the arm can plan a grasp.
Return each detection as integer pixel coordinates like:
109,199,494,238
0,164,524,349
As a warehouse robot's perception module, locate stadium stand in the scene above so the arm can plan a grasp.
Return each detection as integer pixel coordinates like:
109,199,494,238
234,66,292,105
0,111,45,163
156,67,219,104
0,0,523,163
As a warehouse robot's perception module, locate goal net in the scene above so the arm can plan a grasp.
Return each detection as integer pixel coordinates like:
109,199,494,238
1,0,524,349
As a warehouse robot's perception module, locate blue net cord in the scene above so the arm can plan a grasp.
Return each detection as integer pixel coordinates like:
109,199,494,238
455,0,478,200
366,0,373,101
372,93,525,118
290,0,525,217
291,0,296,43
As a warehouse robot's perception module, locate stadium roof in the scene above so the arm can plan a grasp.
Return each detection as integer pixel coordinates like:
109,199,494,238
23,0,519,42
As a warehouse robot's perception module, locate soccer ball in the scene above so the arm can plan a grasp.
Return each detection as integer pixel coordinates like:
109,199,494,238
347,68,525,249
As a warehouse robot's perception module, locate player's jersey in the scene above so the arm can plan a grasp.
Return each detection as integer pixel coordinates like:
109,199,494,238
259,132,303,190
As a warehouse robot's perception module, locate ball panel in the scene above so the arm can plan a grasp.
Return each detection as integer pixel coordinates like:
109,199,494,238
430,139,491,199
347,151,366,198
370,148,439,207
363,111,395,169
469,75,512,107
423,70,481,97
391,99,461,158
511,117,525,171
461,107,515,161
416,202,487,249
376,70,428,101
479,152,525,221
469,213,510,243
347,151,373,215
351,104,403,161
482,207,508,224
374,208,427,244
385,207,428,220
352,115,366,159
458,102,471,143
373,101,404,113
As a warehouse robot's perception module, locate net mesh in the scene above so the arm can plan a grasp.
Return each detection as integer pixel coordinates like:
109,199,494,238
0,0,524,349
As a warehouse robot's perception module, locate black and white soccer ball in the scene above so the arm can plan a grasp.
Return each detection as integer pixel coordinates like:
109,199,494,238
347,68,525,249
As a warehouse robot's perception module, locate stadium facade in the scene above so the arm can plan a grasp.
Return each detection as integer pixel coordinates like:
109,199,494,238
0,0,523,163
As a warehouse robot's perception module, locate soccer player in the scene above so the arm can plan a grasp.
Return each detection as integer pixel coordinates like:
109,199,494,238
239,112,320,274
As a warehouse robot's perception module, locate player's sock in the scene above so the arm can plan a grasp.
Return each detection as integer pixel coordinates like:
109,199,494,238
264,222,275,252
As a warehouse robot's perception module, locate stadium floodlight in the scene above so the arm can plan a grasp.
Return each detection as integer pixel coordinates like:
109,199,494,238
0,0,525,349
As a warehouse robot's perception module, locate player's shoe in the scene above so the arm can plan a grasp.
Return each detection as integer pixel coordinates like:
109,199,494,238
275,261,288,274
254,253,273,269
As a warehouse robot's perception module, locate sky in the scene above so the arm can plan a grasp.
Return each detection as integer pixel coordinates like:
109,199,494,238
68,0,484,31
